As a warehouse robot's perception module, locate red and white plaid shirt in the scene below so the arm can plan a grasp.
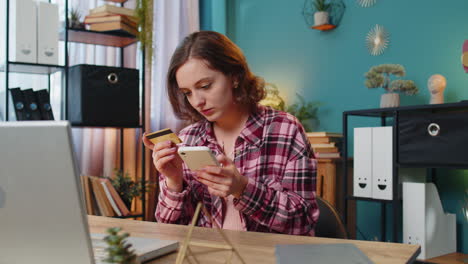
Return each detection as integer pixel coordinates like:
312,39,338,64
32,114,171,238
155,105,319,236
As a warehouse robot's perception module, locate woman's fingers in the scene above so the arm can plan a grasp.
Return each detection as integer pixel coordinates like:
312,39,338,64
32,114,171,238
153,147,178,160
142,133,155,149
155,154,177,171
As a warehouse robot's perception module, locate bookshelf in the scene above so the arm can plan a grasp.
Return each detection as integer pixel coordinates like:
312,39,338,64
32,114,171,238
1,0,146,220
342,102,468,244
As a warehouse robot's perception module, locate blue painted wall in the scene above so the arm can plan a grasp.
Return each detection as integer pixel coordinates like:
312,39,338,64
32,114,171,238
201,0,468,253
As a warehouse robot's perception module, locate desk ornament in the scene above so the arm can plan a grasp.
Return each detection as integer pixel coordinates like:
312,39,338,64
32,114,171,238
175,202,247,264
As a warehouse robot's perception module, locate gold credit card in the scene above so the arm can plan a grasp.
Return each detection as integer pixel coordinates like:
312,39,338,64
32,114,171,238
146,128,182,145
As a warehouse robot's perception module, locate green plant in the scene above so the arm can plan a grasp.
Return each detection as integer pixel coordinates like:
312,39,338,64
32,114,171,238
313,0,331,12
108,169,145,209
103,227,137,264
135,0,153,63
261,84,321,131
69,7,83,29
364,64,419,95
286,93,321,131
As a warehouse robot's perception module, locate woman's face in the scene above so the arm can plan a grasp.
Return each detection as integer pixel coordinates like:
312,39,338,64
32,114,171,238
176,58,237,122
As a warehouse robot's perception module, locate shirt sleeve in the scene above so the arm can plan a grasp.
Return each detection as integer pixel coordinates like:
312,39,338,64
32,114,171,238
155,170,211,224
234,122,319,236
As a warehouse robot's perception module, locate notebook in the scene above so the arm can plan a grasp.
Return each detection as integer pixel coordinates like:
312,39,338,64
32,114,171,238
275,243,375,264
0,121,178,264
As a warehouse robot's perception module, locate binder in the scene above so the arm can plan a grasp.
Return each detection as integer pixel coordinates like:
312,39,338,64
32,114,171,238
37,2,59,64
9,0,37,63
8,88,29,121
21,89,42,120
35,89,54,120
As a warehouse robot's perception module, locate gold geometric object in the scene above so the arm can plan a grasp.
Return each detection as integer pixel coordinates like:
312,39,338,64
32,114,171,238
175,202,247,264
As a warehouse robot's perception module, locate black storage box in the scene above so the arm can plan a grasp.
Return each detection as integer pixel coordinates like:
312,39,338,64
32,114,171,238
68,64,139,127
398,110,468,166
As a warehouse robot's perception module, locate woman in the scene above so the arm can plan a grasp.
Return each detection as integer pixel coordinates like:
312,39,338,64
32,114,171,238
143,31,319,236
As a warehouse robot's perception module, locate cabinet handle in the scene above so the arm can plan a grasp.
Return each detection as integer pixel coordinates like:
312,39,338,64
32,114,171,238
427,123,440,136
107,73,118,84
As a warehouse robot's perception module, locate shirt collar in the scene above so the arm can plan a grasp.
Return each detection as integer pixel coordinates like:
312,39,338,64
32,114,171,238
192,105,266,148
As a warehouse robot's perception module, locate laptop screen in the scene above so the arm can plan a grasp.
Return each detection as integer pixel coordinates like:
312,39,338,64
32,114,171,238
0,121,95,264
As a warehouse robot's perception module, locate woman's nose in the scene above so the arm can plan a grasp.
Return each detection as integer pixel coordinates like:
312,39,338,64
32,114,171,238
192,92,205,107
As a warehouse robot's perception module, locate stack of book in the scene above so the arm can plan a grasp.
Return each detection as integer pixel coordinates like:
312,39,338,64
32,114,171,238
80,175,131,217
84,4,138,36
307,132,343,159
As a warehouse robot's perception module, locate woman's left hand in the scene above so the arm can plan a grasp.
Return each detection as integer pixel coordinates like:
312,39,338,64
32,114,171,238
195,154,248,199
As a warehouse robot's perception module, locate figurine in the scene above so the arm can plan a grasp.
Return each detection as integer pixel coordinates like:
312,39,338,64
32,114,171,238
427,74,446,104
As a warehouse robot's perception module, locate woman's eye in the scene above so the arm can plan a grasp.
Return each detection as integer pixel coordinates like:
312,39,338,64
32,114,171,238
183,91,192,96
201,84,211,89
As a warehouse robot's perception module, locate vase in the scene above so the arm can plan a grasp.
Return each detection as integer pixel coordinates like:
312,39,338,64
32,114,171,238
380,93,400,108
314,11,329,26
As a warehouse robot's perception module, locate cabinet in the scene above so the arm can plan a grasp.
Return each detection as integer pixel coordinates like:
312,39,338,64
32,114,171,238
342,102,468,243
1,0,146,219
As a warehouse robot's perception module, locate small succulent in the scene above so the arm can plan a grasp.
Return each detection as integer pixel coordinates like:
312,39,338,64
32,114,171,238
109,169,145,209
365,64,418,95
103,227,137,264
313,0,331,12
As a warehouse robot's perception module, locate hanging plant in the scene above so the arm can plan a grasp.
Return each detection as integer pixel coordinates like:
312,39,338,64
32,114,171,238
135,0,154,64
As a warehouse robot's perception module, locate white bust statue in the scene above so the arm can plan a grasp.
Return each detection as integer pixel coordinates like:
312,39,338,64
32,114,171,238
427,74,446,104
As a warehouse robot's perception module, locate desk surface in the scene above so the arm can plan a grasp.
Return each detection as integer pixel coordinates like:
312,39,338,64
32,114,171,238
88,215,420,264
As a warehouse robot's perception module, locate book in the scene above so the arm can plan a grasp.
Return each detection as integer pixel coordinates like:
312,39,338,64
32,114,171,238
308,136,342,144
8,88,29,121
312,146,338,153
89,21,138,36
86,11,138,24
315,152,340,158
21,89,42,120
34,89,54,120
102,178,130,216
84,14,137,27
80,175,95,215
89,176,115,217
89,4,135,17
275,244,374,264
307,132,343,138
100,178,122,216
311,142,336,148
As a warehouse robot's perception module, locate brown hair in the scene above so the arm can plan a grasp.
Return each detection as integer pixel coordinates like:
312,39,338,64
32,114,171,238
167,31,265,122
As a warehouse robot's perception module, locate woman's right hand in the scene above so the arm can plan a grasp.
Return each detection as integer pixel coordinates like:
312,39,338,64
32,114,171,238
142,134,184,192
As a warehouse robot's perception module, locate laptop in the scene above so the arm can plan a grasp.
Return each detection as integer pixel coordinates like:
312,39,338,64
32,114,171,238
0,121,178,264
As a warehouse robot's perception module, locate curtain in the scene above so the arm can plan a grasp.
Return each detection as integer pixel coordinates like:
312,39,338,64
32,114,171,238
144,0,199,220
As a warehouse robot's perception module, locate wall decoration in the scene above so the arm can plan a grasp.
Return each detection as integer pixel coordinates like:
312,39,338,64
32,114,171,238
302,0,346,31
366,24,389,56
427,74,447,104
357,0,377,8
364,64,418,108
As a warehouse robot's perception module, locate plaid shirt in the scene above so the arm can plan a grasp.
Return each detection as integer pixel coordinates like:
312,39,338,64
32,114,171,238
155,105,319,236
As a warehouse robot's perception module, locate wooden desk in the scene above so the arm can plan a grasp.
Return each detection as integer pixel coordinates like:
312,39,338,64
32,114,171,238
88,215,420,264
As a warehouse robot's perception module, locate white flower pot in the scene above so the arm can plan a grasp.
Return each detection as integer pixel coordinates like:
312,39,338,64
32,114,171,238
380,93,400,108
314,11,329,26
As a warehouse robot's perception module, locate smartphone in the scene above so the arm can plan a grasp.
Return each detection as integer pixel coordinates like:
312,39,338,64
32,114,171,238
177,146,220,171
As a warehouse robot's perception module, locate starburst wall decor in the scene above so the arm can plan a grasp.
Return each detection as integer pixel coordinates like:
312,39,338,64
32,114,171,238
357,0,376,8
366,24,389,56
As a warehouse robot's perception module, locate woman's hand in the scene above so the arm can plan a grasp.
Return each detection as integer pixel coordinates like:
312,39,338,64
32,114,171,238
142,133,184,192
195,154,248,198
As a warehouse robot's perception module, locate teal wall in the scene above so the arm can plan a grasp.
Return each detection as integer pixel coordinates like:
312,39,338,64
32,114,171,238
201,0,468,253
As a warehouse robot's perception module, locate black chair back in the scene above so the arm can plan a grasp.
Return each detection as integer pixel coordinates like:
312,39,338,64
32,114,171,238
315,196,348,239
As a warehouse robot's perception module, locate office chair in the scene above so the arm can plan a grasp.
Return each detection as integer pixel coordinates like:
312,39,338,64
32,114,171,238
315,196,348,239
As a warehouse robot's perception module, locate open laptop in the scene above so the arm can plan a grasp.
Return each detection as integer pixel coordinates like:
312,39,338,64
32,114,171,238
0,121,178,264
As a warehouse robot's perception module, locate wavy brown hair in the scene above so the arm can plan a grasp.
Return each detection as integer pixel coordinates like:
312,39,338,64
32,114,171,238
167,31,265,122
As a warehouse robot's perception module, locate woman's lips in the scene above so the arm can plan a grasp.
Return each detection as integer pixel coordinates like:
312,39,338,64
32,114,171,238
201,108,214,115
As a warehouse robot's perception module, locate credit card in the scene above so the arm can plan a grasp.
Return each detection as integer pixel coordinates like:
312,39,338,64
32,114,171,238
145,128,182,145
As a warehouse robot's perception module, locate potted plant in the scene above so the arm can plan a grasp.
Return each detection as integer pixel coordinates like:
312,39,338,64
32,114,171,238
364,64,418,108
103,227,137,264
69,7,85,29
260,83,321,131
313,0,331,26
108,169,146,209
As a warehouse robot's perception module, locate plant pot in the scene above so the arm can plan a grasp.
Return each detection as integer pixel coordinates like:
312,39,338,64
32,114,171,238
380,93,400,108
314,11,329,26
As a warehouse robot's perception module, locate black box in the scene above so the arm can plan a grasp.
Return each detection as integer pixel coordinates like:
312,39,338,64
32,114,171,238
398,110,468,166
68,64,139,127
